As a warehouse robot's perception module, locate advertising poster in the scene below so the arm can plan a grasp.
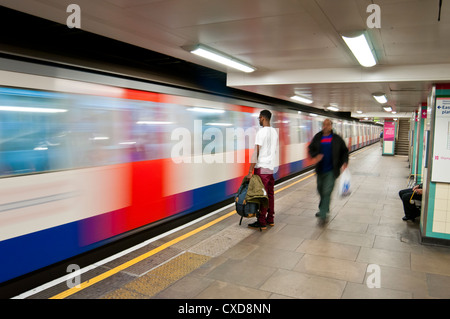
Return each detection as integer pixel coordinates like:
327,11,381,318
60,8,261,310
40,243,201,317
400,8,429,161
431,98,450,183
384,121,395,141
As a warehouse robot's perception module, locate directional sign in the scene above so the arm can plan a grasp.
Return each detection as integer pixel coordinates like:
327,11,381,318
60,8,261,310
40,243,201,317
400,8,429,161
422,108,427,118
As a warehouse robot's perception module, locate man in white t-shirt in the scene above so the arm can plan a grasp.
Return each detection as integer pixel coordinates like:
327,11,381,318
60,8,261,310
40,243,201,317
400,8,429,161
246,110,279,230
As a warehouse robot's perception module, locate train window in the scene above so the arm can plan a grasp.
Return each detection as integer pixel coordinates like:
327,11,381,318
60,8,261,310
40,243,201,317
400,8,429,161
129,99,179,161
298,116,308,143
288,115,299,145
0,87,71,176
334,121,342,136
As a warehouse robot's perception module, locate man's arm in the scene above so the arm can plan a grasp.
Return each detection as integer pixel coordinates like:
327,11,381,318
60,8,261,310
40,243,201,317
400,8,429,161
246,144,260,179
340,136,349,170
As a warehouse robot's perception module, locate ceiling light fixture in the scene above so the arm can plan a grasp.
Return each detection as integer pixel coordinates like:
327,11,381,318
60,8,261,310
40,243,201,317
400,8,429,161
136,121,174,125
342,32,377,67
372,93,388,104
186,107,225,114
0,105,68,113
189,44,256,73
205,122,233,126
326,106,340,112
290,95,313,104
383,106,393,112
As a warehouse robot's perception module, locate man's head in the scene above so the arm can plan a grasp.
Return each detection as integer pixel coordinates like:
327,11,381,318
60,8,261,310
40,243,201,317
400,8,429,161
322,118,333,135
259,109,272,127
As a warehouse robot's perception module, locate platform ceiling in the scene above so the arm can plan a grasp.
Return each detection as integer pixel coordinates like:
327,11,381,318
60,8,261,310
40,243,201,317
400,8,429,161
2,0,450,118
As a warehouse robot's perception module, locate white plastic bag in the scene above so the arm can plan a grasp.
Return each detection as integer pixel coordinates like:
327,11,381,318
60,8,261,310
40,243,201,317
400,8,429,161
338,169,351,197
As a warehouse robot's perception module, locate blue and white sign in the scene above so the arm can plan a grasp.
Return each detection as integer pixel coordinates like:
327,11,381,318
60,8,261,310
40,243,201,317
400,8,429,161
432,98,450,183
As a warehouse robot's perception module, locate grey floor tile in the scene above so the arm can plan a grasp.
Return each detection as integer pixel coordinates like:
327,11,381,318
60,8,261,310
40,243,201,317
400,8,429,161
195,280,272,299
318,229,375,247
260,269,346,299
357,247,411,269
342,282,412,299
296,239,361,261
427,273,450,298
294,254,368,283
204,258,276,288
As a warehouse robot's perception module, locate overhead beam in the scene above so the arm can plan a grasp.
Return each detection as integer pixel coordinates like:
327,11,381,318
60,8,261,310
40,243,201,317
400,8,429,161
227,64,450,87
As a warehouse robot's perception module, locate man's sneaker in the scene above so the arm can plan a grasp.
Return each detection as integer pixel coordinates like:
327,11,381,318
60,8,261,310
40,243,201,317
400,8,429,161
315,211,329,217
317,216,329,227
248,221,267,230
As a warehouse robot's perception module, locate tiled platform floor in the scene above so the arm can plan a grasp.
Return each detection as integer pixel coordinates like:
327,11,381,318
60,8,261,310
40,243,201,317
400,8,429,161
29,143,450,299
150,144,450,299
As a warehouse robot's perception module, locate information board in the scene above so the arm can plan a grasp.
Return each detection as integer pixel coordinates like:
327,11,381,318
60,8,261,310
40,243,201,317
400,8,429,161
431,98,450,183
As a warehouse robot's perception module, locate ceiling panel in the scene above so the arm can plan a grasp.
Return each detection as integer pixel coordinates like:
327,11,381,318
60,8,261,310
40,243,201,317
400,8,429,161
1,0,450,119
127,0,306,28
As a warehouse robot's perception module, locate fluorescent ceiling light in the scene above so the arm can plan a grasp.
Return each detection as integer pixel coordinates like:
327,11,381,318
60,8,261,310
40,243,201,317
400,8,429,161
90,136,109,140
309,113,318,117
205,122,233,126
327,106,340,112
0,106,68,113
187,107,225,114
356,110,363,114
190,45,255,73
290,95,313,104
342,33,376,67
372,94,388,104
383,106,393,112
136,121,173,125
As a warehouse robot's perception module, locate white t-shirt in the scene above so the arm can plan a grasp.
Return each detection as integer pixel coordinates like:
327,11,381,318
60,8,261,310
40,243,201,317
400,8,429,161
255,126,279,172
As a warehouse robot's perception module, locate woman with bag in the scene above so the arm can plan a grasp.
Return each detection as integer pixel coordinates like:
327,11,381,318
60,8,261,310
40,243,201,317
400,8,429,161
308,119,349,225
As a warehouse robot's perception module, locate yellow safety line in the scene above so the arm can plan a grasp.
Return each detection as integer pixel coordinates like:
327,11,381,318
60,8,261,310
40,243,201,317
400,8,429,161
275,173,315,193
49,171,315,299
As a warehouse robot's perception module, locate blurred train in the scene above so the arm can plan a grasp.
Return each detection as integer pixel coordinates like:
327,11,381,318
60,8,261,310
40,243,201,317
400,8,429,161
0,57,380,284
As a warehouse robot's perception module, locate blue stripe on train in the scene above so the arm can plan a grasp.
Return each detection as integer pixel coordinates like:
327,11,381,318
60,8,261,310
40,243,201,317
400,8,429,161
0,178,234,283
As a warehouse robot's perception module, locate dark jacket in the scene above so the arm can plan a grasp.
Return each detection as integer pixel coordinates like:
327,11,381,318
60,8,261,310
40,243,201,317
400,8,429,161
308,130,349,178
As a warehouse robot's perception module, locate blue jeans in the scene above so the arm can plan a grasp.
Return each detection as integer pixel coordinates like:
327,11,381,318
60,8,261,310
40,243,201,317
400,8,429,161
317,171,336,219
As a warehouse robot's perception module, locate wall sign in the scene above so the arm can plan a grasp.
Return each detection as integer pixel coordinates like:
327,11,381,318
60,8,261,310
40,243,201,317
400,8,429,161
431,98,450,183
384,121,395,141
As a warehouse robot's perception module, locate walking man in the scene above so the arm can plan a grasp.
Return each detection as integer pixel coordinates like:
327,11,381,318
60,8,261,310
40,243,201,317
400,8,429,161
246,110,279,230
308,119,349,224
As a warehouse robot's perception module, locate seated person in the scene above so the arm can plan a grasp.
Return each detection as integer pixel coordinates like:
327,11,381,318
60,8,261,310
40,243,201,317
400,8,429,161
398,184,422,221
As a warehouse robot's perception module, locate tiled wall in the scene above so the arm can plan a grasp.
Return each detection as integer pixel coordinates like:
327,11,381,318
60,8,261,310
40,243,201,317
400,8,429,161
383,141,394,154
432,183,450,234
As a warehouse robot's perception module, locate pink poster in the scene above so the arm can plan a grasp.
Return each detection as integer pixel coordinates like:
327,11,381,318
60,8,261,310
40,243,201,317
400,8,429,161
384,122,395,141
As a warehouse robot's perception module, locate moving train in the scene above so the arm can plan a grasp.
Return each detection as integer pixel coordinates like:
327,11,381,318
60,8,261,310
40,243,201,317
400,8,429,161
0,57,380,284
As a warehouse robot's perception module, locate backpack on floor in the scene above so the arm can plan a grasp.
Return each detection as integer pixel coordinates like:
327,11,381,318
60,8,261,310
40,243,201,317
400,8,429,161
235,178,259,224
